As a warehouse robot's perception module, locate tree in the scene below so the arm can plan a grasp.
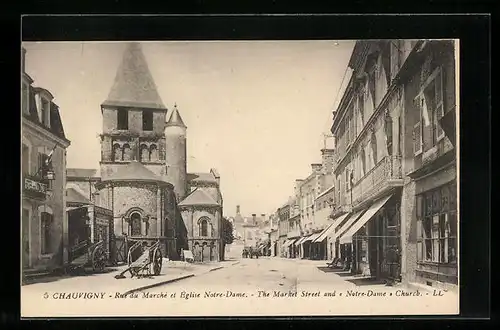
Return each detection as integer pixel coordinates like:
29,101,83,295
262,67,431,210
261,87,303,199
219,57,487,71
221,217,234,260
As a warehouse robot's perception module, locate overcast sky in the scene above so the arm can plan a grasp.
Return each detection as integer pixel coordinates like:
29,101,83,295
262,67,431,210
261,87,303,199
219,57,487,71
23,40,354,217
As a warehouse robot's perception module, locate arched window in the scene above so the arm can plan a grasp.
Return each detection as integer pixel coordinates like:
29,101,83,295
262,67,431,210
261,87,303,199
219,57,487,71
200,219,208,237
140,144,149,162
149,144,158,162
113,143,121,161
130,212,142,236
122,144,132,161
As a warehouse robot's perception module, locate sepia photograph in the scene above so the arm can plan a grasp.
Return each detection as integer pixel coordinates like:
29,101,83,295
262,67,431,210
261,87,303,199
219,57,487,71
20,39,459,317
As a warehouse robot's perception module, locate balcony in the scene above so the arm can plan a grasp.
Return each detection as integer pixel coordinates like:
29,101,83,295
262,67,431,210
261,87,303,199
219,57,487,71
350,155,403,207
23,174,49,200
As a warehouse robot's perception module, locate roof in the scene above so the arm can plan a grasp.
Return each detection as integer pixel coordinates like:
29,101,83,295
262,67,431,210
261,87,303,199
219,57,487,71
178,188,220,207
165,105,187,128
100,161,170,185
23,84,68,142
187,172,218,184
66,188,91,204
67,168,98,178
102,42,166,110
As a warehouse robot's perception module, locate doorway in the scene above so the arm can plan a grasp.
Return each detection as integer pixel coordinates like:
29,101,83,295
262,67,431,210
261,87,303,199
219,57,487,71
22,208,30,268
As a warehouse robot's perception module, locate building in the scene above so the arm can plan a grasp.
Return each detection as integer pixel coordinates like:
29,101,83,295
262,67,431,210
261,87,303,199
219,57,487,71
286,197,301,258
179,169,223,262
277,203,290,257
294,141,335,259
241,213,265,250
328,39,457,290
310,184,335,260
84,42,223,262
22,47,71,275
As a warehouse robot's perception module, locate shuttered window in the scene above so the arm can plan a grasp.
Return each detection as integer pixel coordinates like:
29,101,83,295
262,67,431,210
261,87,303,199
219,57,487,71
413,98,423,155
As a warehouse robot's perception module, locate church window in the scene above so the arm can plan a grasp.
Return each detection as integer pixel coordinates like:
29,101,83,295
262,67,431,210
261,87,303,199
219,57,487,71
130,212,142,236
122,144,132,161
112,143,122,161
117,109,128,130
199,217,210,237
149,144,158,162
142,111,153,131
140,144,149,162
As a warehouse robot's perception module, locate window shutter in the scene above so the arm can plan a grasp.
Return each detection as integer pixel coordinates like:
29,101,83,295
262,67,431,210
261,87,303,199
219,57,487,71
435,67,445,140
413,98,423,155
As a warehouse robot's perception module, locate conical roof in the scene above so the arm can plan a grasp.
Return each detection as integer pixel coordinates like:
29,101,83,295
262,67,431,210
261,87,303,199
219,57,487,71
101,161,170,185
102,42,166,110
165,104,187,128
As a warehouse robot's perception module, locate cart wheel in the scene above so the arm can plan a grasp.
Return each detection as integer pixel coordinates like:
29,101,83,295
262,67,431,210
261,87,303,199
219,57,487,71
152,248,162,276
92,246,106,272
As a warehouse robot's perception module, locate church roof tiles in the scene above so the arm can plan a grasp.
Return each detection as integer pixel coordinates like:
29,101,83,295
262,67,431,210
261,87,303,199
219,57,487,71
178,188,220,207
100,161,171,186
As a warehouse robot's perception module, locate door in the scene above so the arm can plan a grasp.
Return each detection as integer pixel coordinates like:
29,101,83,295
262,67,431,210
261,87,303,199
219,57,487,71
22,208,30,268
385,203,402,281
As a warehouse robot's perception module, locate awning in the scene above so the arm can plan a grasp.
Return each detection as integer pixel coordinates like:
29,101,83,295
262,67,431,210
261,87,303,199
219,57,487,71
66,206,88,212
282,239,296,249
339,194,393,244
312,213,351,243
335,209,366,243
294,235,310,246
303,232,322,243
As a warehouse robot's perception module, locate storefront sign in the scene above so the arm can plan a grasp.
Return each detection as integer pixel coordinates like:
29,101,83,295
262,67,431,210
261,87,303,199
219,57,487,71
24,177,47,198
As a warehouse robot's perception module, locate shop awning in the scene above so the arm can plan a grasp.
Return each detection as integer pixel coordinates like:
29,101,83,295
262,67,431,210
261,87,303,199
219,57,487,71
335,209,366,243
339,194,393,244
282,239,296,249
312,213,351,243
295,235,310,246
303,232,322,243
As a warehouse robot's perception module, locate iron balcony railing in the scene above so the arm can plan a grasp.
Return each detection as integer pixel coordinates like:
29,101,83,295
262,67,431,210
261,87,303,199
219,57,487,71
350,155,403,206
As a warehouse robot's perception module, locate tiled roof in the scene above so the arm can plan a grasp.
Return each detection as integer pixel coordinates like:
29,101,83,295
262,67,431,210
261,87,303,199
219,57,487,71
101,161,169,184
66,187,91,204
165,105,186,128
187,172,218,184
178,188,219,207
102,42,166,110
67,168,98,178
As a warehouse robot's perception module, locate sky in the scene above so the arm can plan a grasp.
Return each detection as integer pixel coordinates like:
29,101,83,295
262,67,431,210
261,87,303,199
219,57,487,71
23,40,355,218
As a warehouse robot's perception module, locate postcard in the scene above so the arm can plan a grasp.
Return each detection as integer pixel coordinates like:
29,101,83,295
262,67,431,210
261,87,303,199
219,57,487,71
21,39,459,317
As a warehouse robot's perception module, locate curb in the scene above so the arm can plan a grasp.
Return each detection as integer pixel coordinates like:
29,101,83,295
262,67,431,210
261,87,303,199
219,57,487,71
123,274,195,295
125,261,240,294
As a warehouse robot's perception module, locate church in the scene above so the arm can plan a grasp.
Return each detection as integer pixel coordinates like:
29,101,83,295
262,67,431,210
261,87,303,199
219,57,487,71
67,42,223,262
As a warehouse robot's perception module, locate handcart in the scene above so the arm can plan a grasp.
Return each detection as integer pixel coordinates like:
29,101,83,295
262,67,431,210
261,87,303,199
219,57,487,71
114,239,163,279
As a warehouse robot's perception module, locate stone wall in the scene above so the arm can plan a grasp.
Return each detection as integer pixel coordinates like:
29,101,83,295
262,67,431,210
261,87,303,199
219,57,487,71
112,183,158,219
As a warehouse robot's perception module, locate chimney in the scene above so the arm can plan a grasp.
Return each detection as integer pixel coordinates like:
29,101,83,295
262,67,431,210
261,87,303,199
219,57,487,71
321,148,335,174
21,47,27,73
294,179,303,197
311,163,322,172
252,214,256,225
236,205,240,215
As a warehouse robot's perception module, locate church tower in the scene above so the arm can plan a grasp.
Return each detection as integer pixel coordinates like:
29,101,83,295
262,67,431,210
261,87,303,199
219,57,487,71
165,104,187,201
100,42,168,179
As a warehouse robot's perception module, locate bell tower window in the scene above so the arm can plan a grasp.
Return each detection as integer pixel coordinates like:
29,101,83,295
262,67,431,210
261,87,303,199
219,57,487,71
117,109,128,130
142,111,153,131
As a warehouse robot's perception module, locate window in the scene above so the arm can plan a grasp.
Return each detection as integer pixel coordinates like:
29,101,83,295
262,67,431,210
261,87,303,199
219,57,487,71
22,144,30,175
117,109,128,130
22,83,29,115
40,211,53,255
37,152,52,189
149,144,158,162
200,219,209,237
416,181,457,264
41,99,50,126
140,144,149,162
385,113,393,156
122,144,132,161
142,111,153,131
112,143,122,161
414,67,445,154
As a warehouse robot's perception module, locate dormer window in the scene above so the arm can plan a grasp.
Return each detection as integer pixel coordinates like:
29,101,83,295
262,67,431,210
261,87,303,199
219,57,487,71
22,83,29,115
41,98,50,127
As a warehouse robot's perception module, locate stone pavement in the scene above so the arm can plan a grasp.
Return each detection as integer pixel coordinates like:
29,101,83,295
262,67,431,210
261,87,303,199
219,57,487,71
21,259,240,297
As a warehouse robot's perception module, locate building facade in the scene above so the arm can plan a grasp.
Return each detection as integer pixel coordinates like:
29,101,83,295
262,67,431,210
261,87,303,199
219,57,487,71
329,39,457,289
22,47,71,275
277,204,290,257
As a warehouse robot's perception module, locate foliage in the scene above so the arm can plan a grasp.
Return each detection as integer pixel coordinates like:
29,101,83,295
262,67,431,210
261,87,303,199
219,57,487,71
222,217,234,245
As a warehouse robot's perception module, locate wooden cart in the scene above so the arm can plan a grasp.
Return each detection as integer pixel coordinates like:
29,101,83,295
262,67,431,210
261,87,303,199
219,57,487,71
67,240,107,273
114,239,163,279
